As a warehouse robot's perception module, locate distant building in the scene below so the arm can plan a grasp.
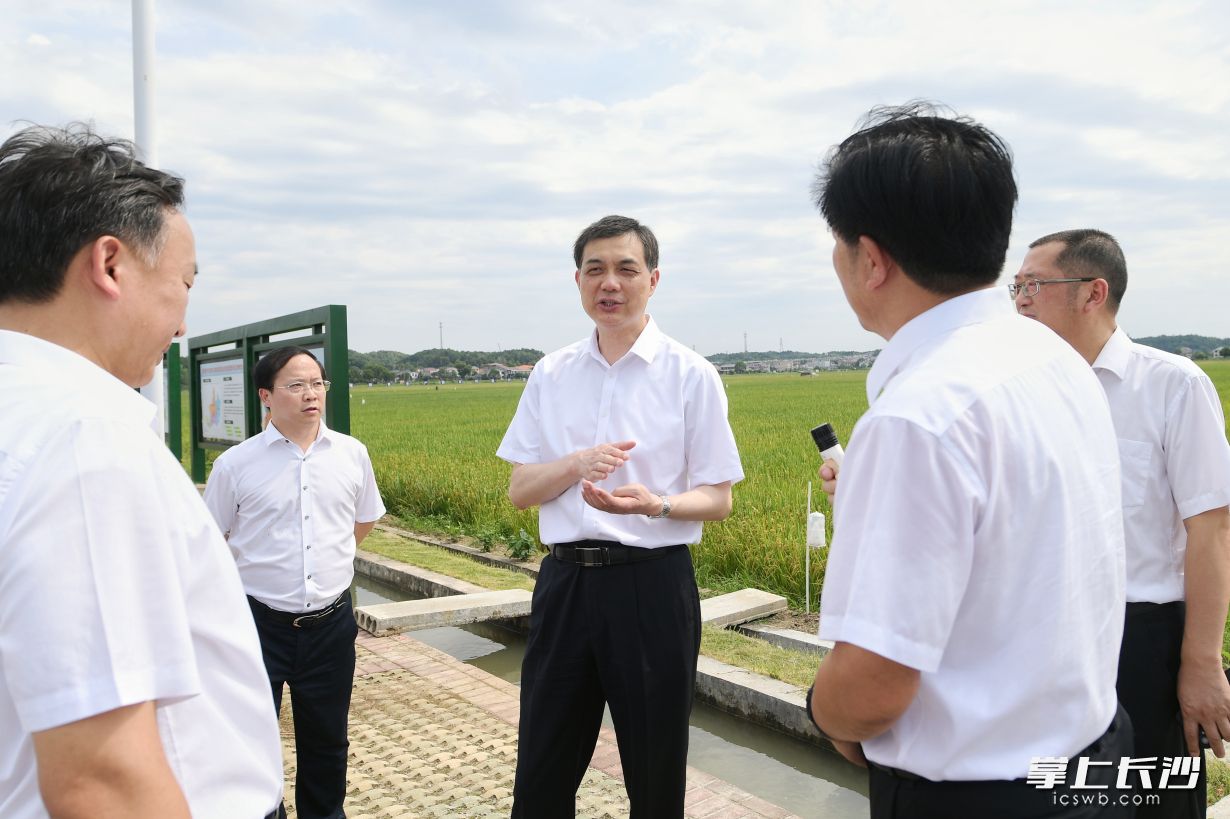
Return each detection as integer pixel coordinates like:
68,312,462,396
485,363,513,379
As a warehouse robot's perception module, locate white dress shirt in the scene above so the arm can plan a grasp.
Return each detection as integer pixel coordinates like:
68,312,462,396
497,316,744,547
205,420,386,612
0,330,282,819
1093,328,1230,604
819,289,1126,781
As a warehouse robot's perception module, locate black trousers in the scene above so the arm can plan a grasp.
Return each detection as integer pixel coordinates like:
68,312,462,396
1118,601,1206,819
248,594,358,819
868,704,1134,819
511,549,702,819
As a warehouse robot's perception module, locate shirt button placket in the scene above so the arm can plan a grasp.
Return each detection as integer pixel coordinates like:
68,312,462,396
583,367,618,527
301,456,315,603
595,367,617,444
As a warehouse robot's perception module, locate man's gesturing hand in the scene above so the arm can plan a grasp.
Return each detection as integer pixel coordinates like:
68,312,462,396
573,441,636,483
581,481,659,516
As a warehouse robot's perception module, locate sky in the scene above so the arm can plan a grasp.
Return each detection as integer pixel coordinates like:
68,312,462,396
3,0,1228,357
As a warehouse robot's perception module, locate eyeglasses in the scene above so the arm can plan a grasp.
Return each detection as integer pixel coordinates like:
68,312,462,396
1007,278,1096,298
277,380,331,395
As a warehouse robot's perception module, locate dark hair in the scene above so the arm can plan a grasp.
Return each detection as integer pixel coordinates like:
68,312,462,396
254,346,326,391
572,215,660,270
0,123,186,304
812,102,1018,295
1029,229,1128,312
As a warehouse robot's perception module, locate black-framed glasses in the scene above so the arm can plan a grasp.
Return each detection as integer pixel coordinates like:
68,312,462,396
1007,278,1096,298
277,379,331,395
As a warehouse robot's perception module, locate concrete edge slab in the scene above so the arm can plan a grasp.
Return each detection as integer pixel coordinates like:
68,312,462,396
737,624,834,657
354,550,531,634
356,589,534,636
355,549,488,597
695,655,835,752
700,588,788,628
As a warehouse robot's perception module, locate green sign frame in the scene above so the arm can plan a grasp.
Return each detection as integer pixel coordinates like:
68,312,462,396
187,305,349,482
165,341,181,461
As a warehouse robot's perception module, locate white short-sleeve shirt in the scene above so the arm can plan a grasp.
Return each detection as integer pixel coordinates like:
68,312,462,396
205,421,386,612
818,289,1126,781
497,316,744,547
0,330,283,819
1093,328,1230,603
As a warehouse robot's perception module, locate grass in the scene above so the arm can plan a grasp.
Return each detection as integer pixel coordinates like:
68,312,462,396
359,529,534,592
1210,754,1230,805
699,624,820,688
182,361,1230,658
347,373,863,610
184,373,859,609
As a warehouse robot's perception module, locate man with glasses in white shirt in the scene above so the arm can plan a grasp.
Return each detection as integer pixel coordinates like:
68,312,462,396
1015,229,1230,818
205,345,385,819
0,124,282,818
497,214,743,818
807,105,1130,818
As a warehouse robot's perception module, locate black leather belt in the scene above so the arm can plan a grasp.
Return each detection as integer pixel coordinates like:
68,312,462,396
550,540,687,567
247,592,349,629
868,761,927,782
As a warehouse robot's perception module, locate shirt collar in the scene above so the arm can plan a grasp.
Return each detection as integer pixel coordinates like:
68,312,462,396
263,419,331,447
584,314,663,367
0,329,155,424
1090,326,1131,380
866,288,1015,405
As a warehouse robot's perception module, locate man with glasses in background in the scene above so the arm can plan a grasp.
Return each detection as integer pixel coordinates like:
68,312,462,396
205,345,385,819
1015,230,1230,818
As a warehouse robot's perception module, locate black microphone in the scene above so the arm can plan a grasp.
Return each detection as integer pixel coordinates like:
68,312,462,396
810,423,844,466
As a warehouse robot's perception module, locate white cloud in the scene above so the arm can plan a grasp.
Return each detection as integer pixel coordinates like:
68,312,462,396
2,0,1227,356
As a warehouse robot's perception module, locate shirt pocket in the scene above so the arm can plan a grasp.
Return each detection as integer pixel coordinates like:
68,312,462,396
1117,438,1153,510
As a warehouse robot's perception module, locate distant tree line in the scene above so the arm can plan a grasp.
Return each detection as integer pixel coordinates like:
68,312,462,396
175,346,545,387
347,347,543,383
1134,335,1230,355
175,335,1230,388
706,349,874,364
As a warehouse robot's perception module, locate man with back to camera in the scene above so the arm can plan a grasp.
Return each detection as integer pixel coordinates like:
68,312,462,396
805,105,1131,818
0,124,282,818
1014,229,1230,818
497,214,744,817
204,345,385,819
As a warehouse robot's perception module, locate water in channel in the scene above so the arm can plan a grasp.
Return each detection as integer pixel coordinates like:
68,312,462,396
352,574,869,817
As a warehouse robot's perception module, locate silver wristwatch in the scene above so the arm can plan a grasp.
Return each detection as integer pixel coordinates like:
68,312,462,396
648,494,672,519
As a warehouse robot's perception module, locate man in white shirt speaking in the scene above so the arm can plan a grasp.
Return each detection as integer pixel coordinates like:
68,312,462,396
0,124,283,818
1015,228,1230,818
806,105,1131,818
205,345,385,819
497,214,744,818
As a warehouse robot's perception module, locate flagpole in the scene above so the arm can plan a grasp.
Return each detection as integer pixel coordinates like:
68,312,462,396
132,0,167,439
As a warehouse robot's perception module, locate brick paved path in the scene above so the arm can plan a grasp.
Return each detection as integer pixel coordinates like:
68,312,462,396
277,631,800,818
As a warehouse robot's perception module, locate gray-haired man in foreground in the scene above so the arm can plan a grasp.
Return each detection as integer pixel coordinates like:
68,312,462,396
0,124,282,818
